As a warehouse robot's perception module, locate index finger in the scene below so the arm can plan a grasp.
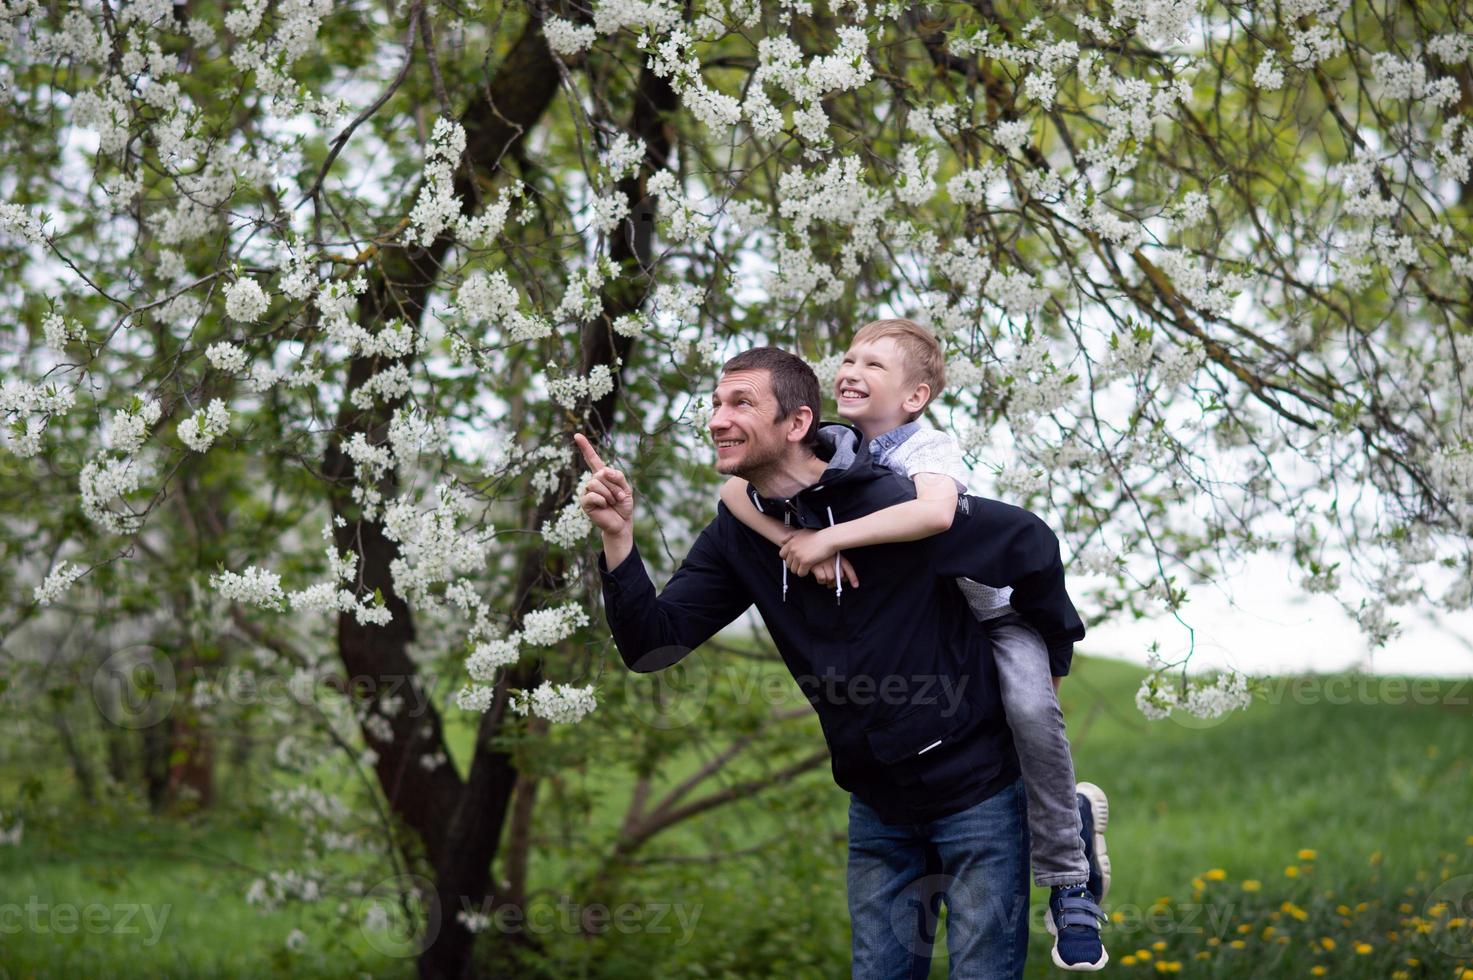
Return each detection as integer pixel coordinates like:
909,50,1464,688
573,433,606,472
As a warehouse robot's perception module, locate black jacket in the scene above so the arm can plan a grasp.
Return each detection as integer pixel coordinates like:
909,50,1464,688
598,423,1086,824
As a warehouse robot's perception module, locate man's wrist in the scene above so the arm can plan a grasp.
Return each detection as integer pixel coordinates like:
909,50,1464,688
603,528,635,571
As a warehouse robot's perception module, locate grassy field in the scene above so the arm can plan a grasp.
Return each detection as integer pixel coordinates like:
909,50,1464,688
2,654,1470,978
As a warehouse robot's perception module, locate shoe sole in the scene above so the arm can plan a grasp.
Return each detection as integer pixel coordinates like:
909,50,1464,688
1051,945,1109,972
1076,781,1111,904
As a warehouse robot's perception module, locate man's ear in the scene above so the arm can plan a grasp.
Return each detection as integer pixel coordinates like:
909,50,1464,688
903,382,932,415
785,405,815,443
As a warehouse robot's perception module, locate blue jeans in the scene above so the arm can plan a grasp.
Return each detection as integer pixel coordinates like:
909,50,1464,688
847,777,1031,979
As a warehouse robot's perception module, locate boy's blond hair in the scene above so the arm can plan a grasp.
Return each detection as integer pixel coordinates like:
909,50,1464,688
851,317,946,421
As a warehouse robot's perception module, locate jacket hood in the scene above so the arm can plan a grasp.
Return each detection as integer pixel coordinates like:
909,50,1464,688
744,421,876,518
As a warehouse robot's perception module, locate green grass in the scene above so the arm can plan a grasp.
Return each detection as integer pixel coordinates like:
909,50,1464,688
0,799,415,979
2,654,1470,978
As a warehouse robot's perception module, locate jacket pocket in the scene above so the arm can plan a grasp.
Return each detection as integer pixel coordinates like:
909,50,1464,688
862,695,973,768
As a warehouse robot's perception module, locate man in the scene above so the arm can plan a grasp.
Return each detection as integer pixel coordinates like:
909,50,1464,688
577,347,1086,978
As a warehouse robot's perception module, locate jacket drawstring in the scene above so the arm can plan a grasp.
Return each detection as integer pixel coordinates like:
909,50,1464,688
826,505,841,605
755,495,790,602
782,512,790,602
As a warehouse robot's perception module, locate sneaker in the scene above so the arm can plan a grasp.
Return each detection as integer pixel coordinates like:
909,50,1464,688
1047,885,1108,971
1076,782,1111,903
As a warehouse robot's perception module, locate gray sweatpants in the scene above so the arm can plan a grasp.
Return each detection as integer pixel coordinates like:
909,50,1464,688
980,608,1089,888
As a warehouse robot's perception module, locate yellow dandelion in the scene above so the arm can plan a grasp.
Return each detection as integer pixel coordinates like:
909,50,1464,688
1276,935,1289,945
1205,868,1227,881
1457,969,1473,980
1151,941,1167,952
1121,955,1137,967
1404,957,1419,966
1397,902,1413,914
1370,851,1383,866
1191,876,1205,891
1429,902,1448,918
1135,948,1153,961
1242,879,1261,892
1194,951,1211,960
1354,941,1373,954
1391,972,1409,980
1229,939,1246,949
1285,865,1300,878
1207,937,1221,947
1310,968,1327,977
1236,923,1252,934
1298,849,1318,861
1465,835,1473,846
1154,961,1181,974
1336,904,1351,916
1320,937,1336,951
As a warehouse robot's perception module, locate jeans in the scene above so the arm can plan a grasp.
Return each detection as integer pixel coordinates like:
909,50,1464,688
986,611,1088,888
847,777,1031,979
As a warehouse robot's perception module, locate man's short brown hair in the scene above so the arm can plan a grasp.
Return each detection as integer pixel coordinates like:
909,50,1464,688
720,346,822,450
851,317,946,421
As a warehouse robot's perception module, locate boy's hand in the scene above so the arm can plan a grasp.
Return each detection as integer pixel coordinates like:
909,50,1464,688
780,528,843,577
811,553,860,590
574,433,634,536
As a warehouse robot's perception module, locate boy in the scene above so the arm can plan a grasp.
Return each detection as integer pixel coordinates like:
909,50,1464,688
719,319,1112,972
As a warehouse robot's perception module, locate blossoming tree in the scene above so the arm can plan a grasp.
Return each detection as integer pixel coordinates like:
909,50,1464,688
3,0,1470,973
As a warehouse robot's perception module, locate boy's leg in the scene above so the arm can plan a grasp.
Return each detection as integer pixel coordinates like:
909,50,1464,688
923,777,1031,980
986,614,1089,888
847,794,935,980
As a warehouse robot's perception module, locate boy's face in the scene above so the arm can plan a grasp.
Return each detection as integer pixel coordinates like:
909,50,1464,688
835,336,930,435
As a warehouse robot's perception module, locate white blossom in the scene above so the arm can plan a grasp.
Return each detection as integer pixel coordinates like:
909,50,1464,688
1251,54,1284,90
457,910,492,933
0,202,44,244
206,342,249,374
41,310,84,351
589,191,631,236
178,399,231,452
540,500,593,549
544,16,596,57
223,277,270,323
79,455,147,534
212,565,286,610
600,131,647,181
509,681,597,724
34,561,86,606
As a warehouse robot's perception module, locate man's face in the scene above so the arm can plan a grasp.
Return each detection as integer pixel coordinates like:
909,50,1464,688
709,369,800,477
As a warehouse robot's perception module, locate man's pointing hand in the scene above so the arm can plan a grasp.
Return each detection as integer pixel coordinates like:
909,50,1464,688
574,433,634,538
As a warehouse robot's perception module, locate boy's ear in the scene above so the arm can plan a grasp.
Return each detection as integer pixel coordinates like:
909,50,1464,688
903,382,932,414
